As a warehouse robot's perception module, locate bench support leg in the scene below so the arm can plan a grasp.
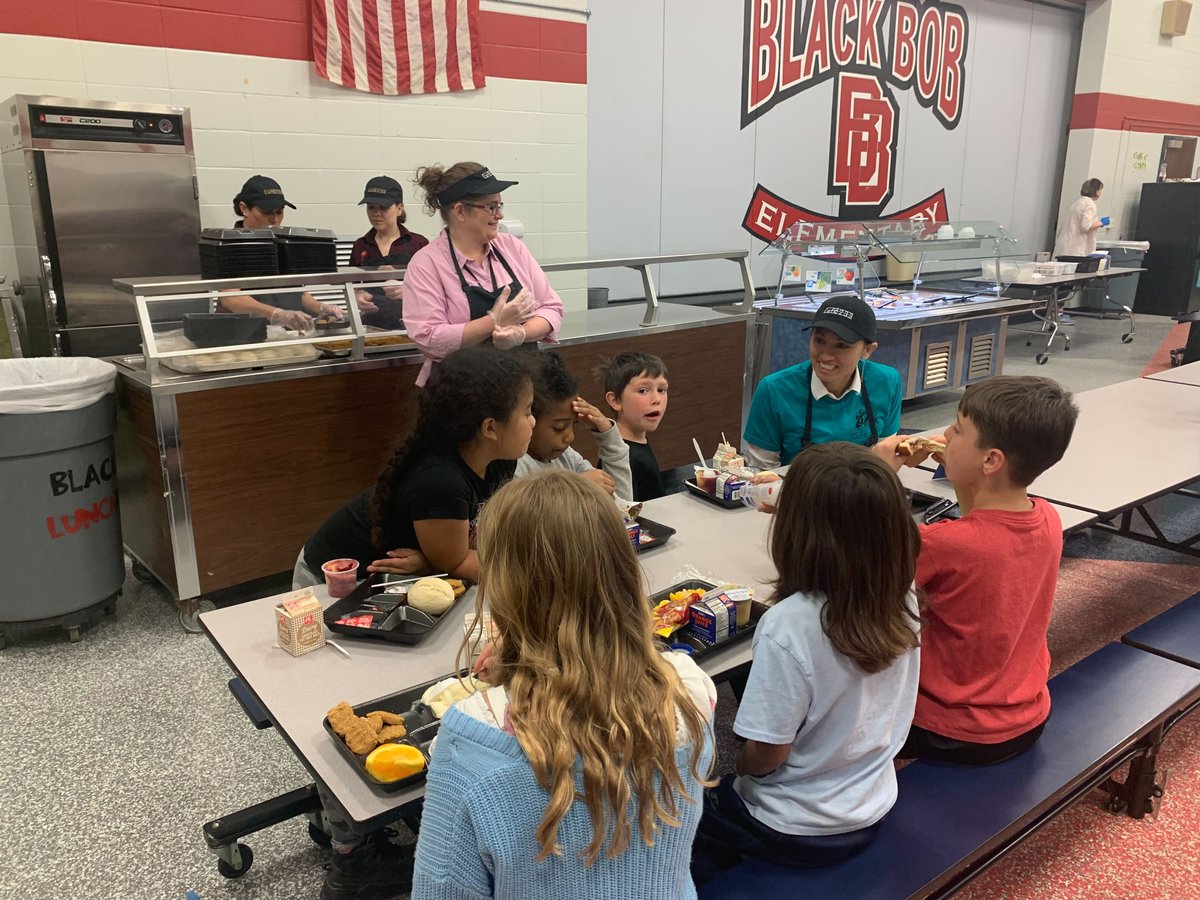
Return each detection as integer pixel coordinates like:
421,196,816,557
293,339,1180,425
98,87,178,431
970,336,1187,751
1103,726,1167,819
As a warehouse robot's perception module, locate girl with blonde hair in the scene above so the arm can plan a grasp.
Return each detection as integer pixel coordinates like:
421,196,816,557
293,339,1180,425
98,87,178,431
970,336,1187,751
413,470,716,899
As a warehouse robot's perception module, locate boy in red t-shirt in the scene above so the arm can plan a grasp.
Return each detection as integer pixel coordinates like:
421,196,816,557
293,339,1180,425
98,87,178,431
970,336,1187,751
875,375,1078,764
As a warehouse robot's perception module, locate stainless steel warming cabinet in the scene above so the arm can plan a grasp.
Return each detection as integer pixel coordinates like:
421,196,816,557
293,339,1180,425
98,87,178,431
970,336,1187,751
1,95,201,357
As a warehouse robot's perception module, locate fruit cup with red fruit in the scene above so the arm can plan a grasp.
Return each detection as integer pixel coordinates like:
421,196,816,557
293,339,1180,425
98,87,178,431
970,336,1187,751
322,558,360,599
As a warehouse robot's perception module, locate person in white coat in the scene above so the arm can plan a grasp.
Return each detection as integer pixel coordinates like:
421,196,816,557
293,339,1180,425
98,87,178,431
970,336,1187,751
1053,178,1109,258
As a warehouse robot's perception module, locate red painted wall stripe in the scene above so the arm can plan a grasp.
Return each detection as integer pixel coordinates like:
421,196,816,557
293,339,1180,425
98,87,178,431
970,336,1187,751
0,0,585,84
1071,92,1200,137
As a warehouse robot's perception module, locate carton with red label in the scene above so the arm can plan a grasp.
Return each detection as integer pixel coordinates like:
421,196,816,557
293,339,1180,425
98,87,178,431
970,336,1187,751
276,588,326,656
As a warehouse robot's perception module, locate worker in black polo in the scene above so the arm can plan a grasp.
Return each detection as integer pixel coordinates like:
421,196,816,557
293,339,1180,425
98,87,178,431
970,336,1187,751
348,175,430,329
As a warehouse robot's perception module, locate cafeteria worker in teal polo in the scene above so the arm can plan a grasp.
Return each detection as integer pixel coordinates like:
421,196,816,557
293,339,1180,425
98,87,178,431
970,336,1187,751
743,296,903,468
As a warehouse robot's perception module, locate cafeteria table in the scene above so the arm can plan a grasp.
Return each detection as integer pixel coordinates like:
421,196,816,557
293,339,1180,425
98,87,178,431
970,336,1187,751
993,267,1145,364
196,465,1102,865
914,377,1200,556
896,465,1097,533
1145,360,1200,388
197,489,776,848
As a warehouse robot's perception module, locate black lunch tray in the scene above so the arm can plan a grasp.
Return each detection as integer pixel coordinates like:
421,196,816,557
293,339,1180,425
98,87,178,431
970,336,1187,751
323,574,463,645
322,675,448,793
634,516,676,553
683,479,745,509
651,579,767,660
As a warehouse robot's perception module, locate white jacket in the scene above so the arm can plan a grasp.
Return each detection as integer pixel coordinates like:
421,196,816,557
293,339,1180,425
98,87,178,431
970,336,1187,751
1053,196,1099,258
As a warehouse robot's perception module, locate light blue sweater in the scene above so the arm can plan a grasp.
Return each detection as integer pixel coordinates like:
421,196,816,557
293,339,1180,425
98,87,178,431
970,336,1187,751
412,706,713,900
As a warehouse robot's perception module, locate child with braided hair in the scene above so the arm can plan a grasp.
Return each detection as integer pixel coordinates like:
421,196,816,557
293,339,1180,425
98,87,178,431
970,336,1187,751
296,345,534,588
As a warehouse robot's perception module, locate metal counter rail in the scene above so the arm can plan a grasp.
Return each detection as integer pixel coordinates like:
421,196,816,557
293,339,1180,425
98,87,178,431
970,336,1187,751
539,249,756,325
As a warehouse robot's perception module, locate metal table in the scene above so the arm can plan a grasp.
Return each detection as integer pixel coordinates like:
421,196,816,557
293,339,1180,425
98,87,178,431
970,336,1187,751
992,267,1146,364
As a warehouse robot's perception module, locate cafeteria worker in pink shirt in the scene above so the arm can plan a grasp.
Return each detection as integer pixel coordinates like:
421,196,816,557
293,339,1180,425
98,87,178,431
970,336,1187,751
401,162,563,386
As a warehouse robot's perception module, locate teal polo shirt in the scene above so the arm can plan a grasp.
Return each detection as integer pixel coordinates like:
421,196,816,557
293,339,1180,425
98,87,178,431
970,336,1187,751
743,360,902,465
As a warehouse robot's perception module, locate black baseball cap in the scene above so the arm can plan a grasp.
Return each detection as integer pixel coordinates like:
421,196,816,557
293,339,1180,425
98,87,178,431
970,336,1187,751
436,166,519,206
811,296,877,344
359,175,403,206
239,175,295,211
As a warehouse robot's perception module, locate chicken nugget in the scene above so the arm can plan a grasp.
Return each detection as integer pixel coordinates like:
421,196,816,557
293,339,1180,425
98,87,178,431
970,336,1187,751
327,701,380,754
327,701,357,733
365,710,406,726
366,714,383,733
378,724,407,741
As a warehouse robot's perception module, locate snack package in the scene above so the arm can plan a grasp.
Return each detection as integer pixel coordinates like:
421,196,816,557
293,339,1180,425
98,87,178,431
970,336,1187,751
276,588,326,656
652,588,707,638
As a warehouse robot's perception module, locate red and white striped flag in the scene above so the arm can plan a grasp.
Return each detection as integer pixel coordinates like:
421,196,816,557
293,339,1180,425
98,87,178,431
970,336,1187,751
311,0,486,96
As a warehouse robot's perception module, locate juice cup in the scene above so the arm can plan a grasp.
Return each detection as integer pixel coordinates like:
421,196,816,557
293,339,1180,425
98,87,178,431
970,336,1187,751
694,466,719,494
322,558,360,599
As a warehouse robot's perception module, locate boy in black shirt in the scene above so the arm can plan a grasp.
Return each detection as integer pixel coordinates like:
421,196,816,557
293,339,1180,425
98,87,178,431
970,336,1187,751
603,351,673,501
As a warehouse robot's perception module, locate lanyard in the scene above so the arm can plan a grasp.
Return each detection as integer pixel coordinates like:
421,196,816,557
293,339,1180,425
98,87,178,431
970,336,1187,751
801,362,879,450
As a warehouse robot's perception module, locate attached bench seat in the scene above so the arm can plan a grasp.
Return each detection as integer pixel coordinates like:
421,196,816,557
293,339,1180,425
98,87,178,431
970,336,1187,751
1122,591,1200,669
698,642,1200,900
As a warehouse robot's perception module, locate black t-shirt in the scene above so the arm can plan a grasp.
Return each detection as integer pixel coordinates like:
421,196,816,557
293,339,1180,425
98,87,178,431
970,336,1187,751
626,439,668,502
303,451,510,573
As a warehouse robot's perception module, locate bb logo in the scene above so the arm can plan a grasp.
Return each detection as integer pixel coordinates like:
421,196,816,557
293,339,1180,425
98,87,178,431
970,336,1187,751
831,73,898,210
740,0,968,230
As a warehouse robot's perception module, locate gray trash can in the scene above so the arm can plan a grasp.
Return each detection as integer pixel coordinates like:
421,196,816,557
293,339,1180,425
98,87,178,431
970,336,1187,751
0,359,122,643
587,287,610,309
1083,246,1146,310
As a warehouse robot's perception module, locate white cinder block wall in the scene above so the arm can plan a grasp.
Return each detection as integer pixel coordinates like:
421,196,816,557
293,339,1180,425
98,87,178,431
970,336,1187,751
0,1,589,311
1059,0,1200,237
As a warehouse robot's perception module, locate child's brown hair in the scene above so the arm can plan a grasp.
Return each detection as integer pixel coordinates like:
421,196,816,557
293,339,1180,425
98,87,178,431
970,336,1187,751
958,375,1078,487
769,443,920,673
601,351,668,409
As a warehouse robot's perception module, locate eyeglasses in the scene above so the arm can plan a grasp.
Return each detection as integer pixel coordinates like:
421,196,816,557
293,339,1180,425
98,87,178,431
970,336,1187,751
461,201,504,216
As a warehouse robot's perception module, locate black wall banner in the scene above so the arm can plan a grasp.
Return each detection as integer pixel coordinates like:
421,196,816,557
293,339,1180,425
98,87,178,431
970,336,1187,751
740,0,969,234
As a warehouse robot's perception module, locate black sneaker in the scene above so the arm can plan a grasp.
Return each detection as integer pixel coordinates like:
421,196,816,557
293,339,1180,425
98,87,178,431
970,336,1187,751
320,838,414,900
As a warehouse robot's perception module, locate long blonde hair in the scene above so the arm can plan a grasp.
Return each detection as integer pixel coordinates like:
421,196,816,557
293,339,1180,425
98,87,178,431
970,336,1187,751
462,470,711,865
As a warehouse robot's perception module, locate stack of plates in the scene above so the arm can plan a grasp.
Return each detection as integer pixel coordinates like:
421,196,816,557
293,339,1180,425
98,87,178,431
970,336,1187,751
272,226,338,275
199,228,279,279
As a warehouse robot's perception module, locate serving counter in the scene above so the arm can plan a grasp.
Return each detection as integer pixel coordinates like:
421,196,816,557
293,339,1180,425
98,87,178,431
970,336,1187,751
111,268,752,611
753,293,1042,399
752,219,1044,397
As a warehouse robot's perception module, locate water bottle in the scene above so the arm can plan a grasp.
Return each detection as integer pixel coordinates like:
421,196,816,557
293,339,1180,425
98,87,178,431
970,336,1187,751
741,481,781,508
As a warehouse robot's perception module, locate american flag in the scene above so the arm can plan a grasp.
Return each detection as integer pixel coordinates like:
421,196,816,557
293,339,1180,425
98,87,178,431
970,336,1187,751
311,0,486,96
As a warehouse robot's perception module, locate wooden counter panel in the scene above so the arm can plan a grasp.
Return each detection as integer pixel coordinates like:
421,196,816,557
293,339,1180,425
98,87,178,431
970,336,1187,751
116,383,177,590
557,320,747,470
161,319,746,594
176,367,421,594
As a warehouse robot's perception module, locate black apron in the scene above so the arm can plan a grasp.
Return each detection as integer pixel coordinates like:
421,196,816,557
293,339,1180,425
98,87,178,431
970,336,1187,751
448,238,525,321
799,361,879,451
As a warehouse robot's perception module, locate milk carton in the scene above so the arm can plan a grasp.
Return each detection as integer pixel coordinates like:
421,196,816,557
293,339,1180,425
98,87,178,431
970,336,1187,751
275,588,326,656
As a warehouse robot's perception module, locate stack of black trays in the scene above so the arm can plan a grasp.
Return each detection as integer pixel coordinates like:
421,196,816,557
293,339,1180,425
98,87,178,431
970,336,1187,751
199,228,279,279
271,226,338,275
